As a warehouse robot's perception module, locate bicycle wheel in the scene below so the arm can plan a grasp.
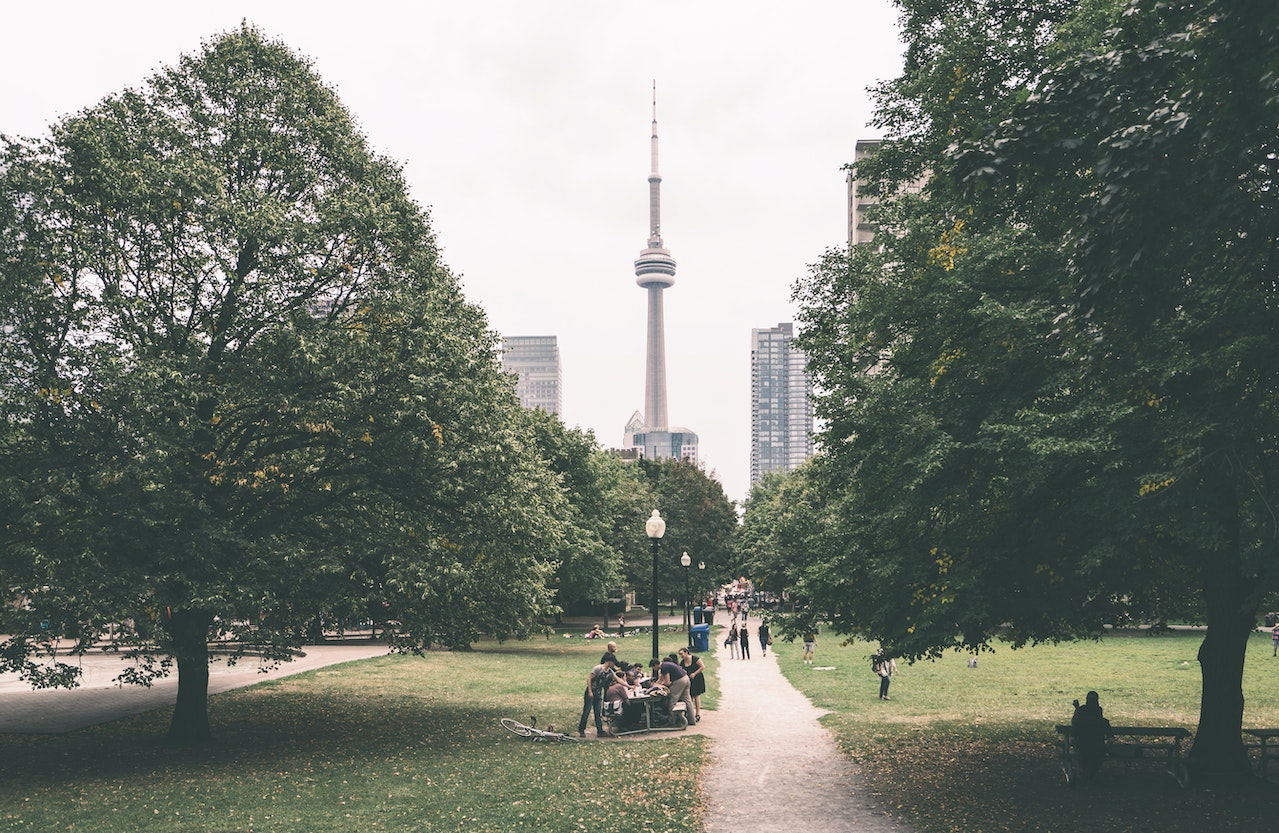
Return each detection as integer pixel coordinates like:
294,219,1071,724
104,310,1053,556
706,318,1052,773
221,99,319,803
501,717,534,737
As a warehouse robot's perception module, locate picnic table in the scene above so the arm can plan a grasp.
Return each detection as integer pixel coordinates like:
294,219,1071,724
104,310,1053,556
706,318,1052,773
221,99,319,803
1243,728,1279,780
1055,724,1190,787
605,689,688,736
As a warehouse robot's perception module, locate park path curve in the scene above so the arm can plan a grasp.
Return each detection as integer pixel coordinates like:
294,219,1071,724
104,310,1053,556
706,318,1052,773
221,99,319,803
0,643,388,733
698,629,912,833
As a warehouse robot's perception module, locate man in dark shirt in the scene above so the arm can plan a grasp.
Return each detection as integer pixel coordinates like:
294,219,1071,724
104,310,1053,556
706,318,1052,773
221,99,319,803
600,641,620,667
650,657,694,727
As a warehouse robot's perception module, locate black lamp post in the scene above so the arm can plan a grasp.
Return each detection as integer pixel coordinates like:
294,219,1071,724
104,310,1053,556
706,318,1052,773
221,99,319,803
646,509,665,661
699,561,710,626
681,551,692,647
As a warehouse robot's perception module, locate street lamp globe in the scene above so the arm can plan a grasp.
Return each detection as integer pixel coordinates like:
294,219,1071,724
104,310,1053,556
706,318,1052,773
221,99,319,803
646,510,665,661
646,509,666,540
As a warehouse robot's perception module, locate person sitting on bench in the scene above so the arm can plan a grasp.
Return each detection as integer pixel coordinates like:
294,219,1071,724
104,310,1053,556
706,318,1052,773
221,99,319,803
1071,691,1113,779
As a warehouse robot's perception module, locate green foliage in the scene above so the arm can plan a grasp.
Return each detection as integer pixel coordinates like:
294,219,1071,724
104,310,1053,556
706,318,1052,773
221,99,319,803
635,458,738,600
780,0,1279,774
520,408,652,611
0,25,563,730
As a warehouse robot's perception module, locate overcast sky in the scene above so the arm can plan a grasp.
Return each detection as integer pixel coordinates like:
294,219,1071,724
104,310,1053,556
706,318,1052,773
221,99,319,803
2,1,904,504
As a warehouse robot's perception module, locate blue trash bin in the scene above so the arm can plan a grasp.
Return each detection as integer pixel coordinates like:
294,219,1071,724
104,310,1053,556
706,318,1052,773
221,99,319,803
691,624,710,653
693,606,704,625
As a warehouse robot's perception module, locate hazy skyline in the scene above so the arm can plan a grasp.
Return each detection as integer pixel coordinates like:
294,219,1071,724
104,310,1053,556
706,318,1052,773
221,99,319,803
1,1,905,504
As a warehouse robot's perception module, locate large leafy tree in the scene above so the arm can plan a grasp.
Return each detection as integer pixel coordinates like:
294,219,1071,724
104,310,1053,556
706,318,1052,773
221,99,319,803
520,409,654,613
0,26,560,742
790,0,1278,776
635,458,738,608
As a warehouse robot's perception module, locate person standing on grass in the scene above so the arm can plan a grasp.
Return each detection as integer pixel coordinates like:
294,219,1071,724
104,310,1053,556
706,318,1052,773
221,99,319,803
739,622,751,659
873,653,897,700
600,641,620,667
802,627,817,665
678,646,706,723
578,657,617,738
1272,623,1279,656
758,620,771,656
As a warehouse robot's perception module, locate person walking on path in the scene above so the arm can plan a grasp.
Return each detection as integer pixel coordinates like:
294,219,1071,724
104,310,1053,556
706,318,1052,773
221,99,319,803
874,654,897,700
699,624,911,833
758,621,771,656
725,623,739,659
738,622,751,659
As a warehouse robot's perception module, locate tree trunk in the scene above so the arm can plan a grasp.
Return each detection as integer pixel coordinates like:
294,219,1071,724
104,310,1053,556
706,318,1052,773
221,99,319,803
166,609,213,745
1190,615,1252,778
1187,458,1254,779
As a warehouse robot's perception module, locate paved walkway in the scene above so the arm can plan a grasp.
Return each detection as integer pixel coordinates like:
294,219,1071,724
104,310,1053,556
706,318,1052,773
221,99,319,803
699,631,912,833
0,644,388,733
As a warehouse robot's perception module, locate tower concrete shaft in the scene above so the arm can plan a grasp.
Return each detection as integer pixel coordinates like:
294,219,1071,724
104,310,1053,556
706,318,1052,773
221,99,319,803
634,82,676,430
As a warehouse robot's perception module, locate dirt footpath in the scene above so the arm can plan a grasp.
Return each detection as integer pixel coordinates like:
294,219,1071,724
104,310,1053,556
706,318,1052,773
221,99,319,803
699,633,912,833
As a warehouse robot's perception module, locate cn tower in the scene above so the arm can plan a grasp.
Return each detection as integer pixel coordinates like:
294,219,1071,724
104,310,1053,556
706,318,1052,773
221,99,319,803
634,82,676,431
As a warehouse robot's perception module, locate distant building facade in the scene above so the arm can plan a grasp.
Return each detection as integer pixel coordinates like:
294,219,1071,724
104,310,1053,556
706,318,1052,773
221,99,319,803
847,138,926,246
501,335,562,414
750,322,813,486
623,410,700,465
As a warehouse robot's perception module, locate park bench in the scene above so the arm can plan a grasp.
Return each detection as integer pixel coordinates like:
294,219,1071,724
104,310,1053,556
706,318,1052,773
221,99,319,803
1055,724,1190,787
1243,728,1279,781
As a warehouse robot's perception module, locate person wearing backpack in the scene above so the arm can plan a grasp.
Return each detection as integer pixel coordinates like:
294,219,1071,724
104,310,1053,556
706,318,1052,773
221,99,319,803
873,653,897,700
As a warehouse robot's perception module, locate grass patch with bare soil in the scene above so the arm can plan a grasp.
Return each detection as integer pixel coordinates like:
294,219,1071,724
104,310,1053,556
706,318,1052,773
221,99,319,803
777,628,1279,833
0,630,707,833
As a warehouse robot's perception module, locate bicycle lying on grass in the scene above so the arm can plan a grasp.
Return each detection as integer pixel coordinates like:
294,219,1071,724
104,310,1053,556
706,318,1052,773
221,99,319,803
500,716,580,742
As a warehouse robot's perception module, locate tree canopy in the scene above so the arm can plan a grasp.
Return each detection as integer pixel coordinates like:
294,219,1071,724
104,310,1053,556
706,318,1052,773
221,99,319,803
635,458,739,607
0,26,564,742
772,0,1279,776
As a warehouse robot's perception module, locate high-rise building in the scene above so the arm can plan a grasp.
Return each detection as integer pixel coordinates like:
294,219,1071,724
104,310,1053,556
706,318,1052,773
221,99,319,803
501,335,562,415
623,84,698,464
847,139,882,246
750,322,813,486
847,138,926,246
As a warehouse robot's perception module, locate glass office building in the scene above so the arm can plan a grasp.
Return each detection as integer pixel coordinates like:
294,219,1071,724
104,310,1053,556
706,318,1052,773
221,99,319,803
750,322,813,486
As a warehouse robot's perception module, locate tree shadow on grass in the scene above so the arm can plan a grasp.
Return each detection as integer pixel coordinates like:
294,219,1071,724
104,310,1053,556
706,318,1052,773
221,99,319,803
0,686,532,790
860,730,1279,833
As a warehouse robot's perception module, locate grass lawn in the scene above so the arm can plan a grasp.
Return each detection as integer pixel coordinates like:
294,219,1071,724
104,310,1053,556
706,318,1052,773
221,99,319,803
775,627,1279,833
0,628,709,833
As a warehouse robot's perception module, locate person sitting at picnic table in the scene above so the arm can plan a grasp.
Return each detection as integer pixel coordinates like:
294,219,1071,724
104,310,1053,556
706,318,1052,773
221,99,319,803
605,673,647,730
1071,690,1113,779
649,656,695,726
